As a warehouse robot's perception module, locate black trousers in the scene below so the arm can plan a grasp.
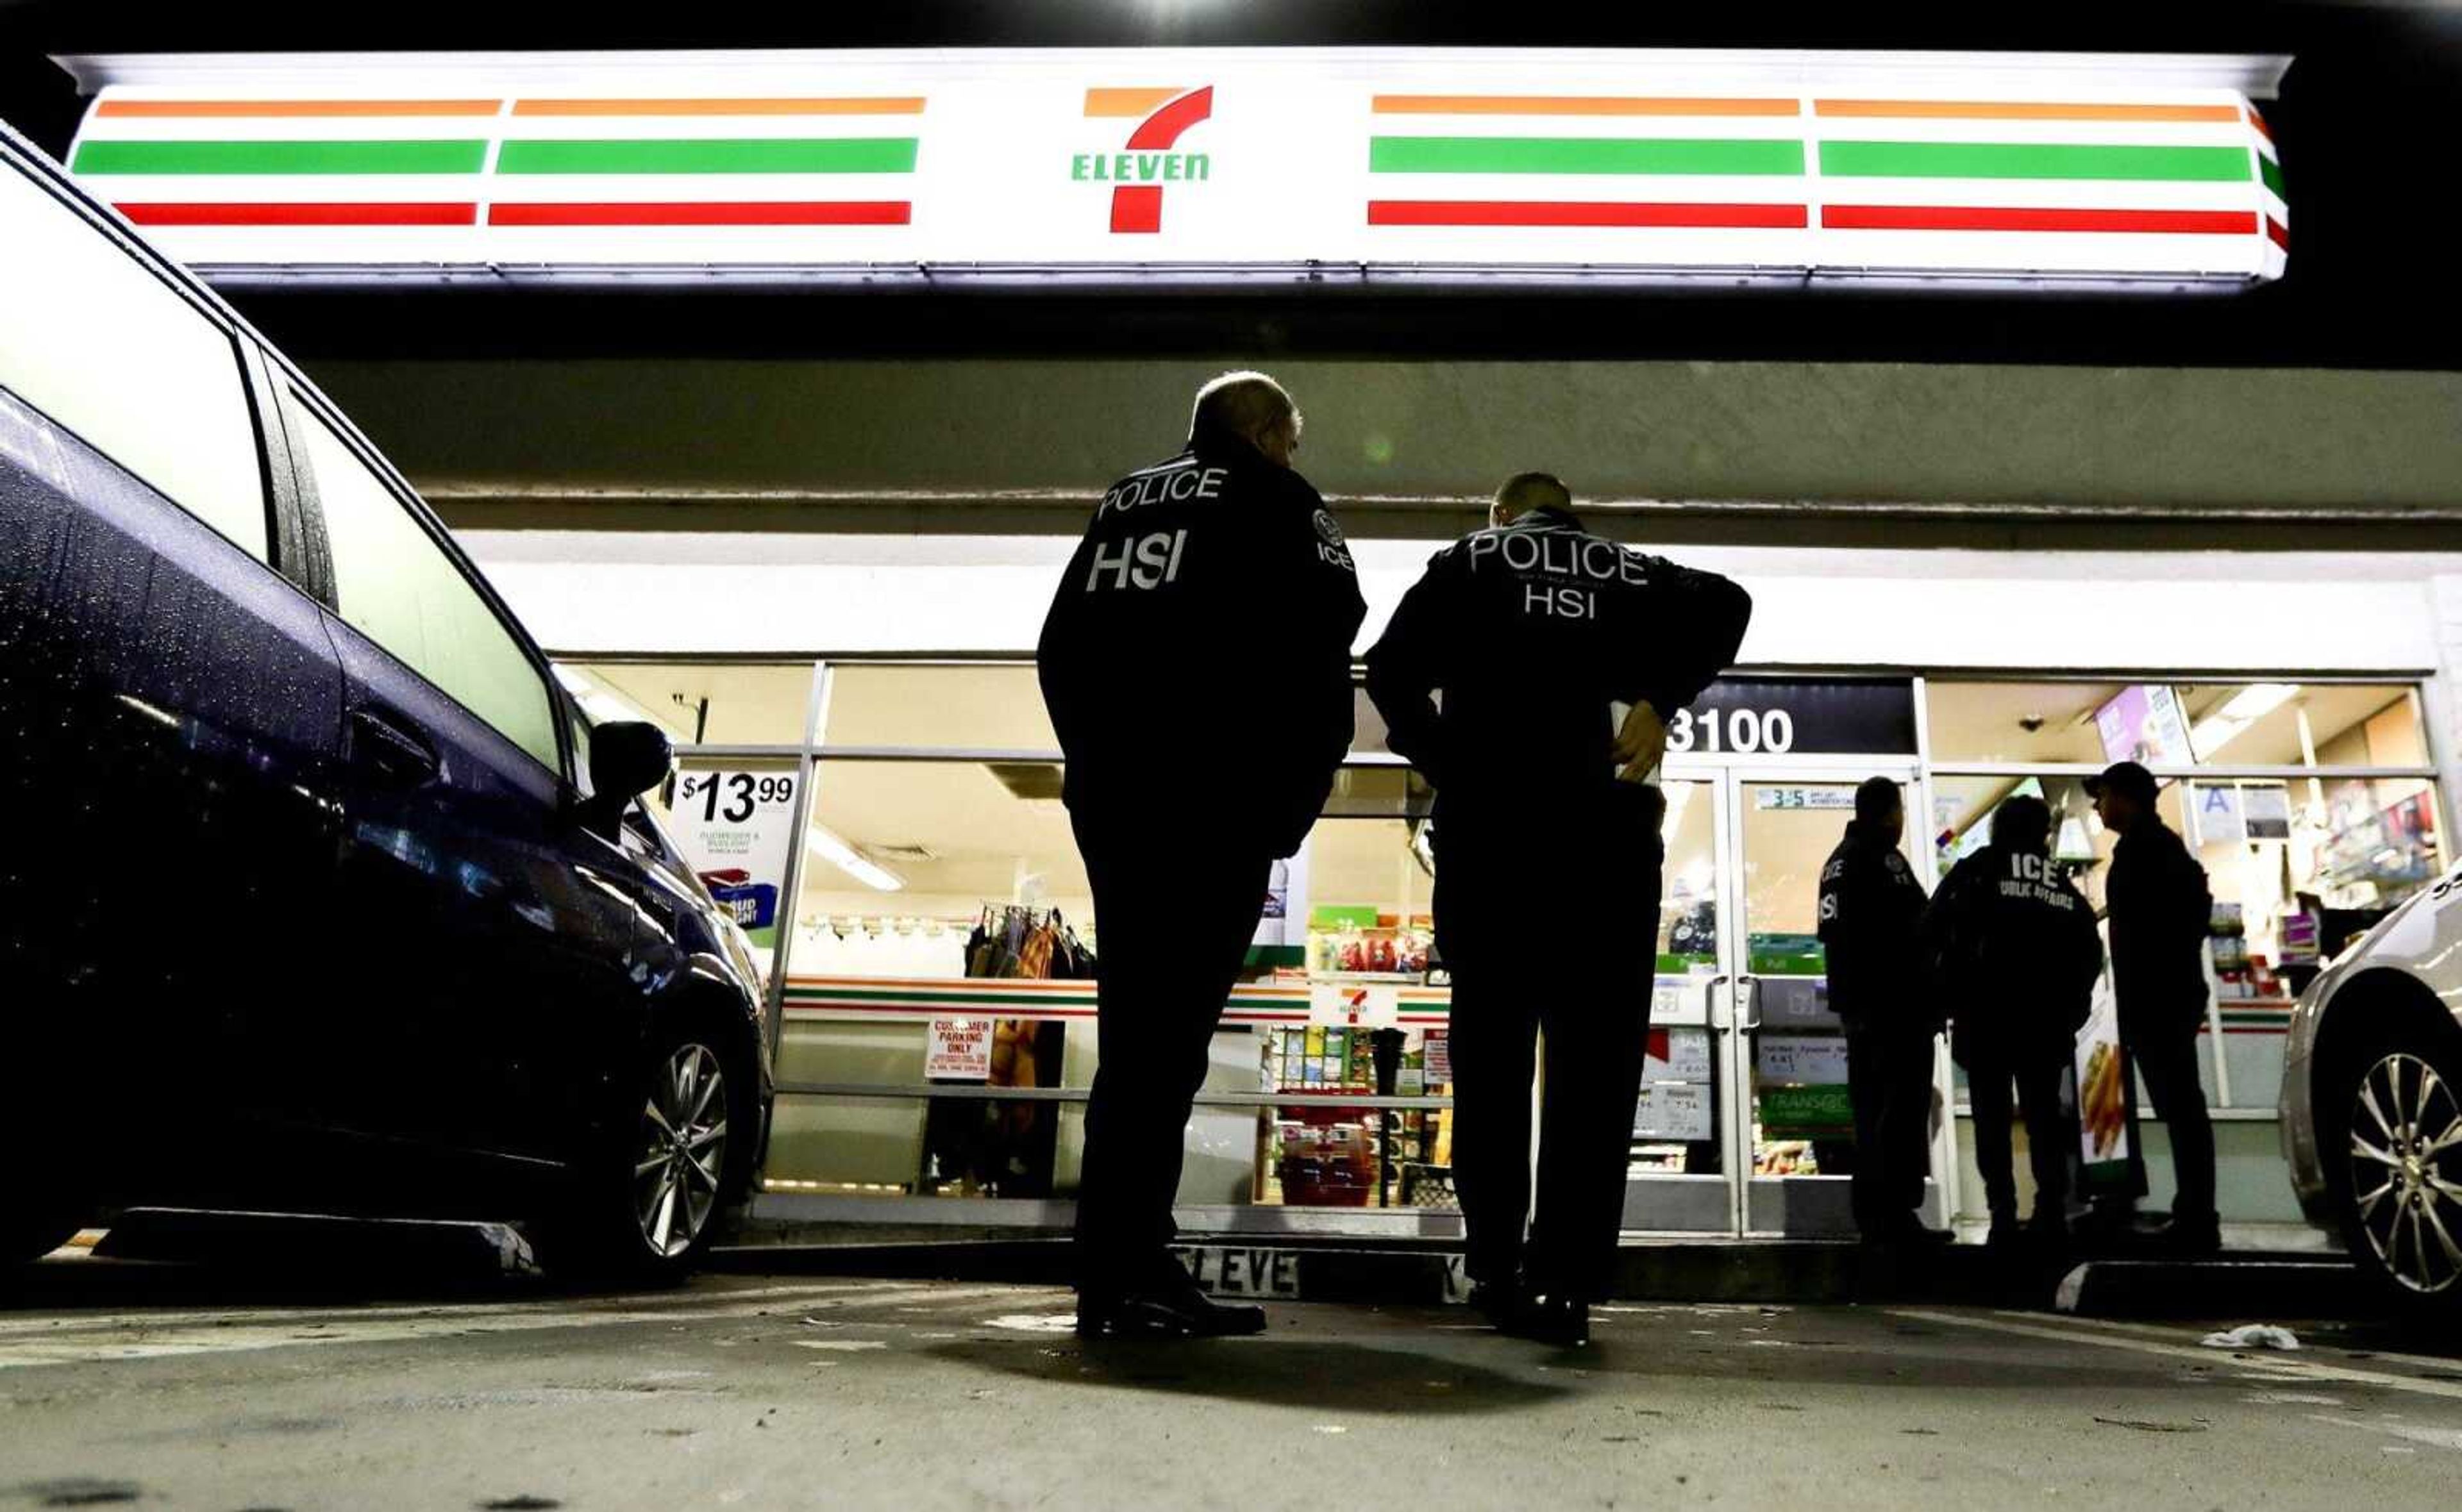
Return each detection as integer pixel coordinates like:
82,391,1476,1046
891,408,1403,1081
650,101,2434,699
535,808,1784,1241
1071,813,1272,1292
1845,1023,1936,1236
1439,802,1661,1302
1964,1043,2074,1223
2117,996,2218,1223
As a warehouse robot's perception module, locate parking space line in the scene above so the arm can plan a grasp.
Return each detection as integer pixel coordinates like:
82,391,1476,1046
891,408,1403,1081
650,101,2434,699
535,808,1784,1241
0,1279,918,1341
1891,1308,2462,1403
2007,1309,2462,1377
0,1281,1057,1367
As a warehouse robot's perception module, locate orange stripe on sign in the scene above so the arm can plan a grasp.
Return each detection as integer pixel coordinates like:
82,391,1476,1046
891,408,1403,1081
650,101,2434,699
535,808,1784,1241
96,98,501,118
1085,87,1187,118
1375,94,1797,117
512,97,926,117
1815,99,2243,122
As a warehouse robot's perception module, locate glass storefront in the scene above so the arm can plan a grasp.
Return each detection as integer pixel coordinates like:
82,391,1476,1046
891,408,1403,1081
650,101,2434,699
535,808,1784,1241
550,659,2449,1236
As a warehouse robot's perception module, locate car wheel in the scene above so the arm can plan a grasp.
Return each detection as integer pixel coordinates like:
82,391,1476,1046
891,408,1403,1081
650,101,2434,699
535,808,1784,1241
537,1022,748,1284
2331,1018,2462,1315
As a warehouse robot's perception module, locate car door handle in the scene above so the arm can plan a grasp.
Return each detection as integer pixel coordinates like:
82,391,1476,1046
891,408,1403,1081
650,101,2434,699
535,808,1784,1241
348,708,440,788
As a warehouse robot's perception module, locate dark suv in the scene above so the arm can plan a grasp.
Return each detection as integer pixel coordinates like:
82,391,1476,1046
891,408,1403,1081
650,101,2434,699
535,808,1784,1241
0,122,771,1279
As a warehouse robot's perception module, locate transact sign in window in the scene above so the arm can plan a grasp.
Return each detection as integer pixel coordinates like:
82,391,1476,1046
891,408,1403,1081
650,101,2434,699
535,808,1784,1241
57,47,2290,289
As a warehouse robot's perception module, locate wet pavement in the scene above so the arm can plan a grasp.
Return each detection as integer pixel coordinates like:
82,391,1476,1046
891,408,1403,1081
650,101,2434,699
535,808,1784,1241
3,1252,2459,1509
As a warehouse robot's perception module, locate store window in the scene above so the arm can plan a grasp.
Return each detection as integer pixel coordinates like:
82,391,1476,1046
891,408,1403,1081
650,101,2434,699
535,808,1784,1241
557,661,814,747
821,663,1057,751
1926,680,2431,770
1930,679,2445,1113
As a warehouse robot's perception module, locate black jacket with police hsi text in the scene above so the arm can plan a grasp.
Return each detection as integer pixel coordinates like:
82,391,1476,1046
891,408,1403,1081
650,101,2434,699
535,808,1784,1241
1817,821,1933,1033
1922,843,2105,1061
2106,819,2215,1020
1362,506,1751,817
1037,424,1366,859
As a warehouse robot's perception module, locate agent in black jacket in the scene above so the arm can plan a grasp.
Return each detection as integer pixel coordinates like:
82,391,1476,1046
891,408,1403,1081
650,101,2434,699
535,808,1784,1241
1817,777,1946,1248
2089,760,2220,1255
1365,472,1751,1345
1924,795,2104,1252
1039,371,1366,1337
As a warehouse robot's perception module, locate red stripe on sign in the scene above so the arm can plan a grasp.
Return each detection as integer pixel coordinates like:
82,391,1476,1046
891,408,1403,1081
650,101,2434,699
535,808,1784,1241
1822,204,2258,235
2266,216,2291,251
489,201,911,226
115,201,477,226
2246,107,2274,142
1369,199,1807,228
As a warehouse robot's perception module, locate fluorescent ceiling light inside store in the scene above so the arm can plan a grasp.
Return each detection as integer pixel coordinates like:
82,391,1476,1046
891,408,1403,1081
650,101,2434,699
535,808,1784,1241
807,822,905,892
2190,682,2300,761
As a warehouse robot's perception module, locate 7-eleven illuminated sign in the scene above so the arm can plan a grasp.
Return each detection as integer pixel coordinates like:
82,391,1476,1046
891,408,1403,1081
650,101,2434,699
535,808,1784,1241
1071,85,1214,233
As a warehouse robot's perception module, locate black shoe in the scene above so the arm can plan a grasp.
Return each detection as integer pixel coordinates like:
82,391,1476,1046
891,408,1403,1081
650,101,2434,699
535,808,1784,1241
1504,1295,1590,1349
1076,1278,1268,1340
2023,1213,2072,1256
2073,1201,2139,1240
1886,1218,1957,1249
2152,1214,2222,1258
1468,1280,1526,1331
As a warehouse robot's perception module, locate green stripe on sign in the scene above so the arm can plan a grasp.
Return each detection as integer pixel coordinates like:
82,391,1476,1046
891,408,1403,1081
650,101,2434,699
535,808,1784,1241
1820,140,2251,182
496,138,919,174
2258,153,2287,199
73,139,488,175
1369,135,1804,176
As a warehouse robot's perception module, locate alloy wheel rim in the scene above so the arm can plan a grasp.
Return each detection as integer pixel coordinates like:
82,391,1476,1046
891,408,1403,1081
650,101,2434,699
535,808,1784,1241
2348,1051,2462,1295
635,1043,728,1259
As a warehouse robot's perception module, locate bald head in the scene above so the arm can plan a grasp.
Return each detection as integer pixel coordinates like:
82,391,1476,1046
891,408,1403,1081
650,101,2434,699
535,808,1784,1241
1492,471,1573,528
1190,370,1303,468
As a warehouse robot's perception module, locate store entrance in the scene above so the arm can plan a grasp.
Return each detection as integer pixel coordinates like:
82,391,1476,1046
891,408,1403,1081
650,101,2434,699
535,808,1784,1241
1629,764,1946,1238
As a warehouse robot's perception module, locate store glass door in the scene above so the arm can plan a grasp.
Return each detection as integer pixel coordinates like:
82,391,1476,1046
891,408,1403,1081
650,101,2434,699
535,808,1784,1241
1622,777,1739,1233
1727,770,1937,1237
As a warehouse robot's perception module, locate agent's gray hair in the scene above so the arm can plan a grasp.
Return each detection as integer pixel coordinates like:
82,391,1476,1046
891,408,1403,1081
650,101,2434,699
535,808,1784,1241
1191,370,1301,444
1493,470,1572,524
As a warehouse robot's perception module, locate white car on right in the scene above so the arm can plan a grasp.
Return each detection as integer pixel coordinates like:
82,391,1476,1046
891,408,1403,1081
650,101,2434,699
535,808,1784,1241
2282,866,2462,1318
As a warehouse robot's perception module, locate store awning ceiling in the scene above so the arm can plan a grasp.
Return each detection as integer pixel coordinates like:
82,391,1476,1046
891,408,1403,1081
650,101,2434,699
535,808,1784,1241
53,47,2293,294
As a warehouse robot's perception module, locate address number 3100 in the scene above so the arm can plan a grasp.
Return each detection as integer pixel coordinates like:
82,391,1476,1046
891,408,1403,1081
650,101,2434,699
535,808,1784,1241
1664,707,1797,756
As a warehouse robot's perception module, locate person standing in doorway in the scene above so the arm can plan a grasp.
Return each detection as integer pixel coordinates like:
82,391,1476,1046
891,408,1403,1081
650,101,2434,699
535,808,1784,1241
2088,760,2221,1256
1039,371,1366,1336
1924,795,2104,1255
1366,472,1751,1347
1818,777,1950,1249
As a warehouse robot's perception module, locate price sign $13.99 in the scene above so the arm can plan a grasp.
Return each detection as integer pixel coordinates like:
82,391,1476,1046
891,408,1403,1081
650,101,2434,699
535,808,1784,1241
679,770,796,825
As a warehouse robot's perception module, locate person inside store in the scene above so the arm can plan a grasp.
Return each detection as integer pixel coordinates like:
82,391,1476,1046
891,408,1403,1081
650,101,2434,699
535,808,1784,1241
1818,777,1953,1250
2085,760,2222,1257
1038,370,1366,1338
1364,472,1752,1347
1923,794,2105,1257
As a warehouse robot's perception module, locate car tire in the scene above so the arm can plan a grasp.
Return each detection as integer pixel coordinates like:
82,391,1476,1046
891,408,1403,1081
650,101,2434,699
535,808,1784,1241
533,1017,753,1286
2324,1008,2462,1320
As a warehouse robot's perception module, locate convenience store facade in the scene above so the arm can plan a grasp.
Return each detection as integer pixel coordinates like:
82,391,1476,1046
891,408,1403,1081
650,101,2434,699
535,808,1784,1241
52,44,2462,1242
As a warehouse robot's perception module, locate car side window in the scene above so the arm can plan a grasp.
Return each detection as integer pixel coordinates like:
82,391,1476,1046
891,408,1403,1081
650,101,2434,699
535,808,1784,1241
0,154,269,561
292,397,562,774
